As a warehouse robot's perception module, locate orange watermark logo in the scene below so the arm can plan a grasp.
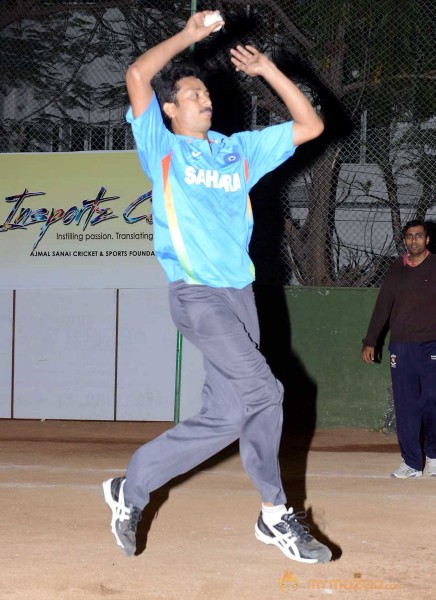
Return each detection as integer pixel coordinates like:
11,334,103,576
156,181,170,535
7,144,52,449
279,571,400,593
279,571,299,593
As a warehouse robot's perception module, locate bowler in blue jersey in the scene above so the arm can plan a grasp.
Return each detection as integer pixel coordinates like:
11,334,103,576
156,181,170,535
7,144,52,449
103,9,332,564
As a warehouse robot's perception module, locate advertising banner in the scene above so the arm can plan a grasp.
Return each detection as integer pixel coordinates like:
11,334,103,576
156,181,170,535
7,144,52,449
0,151,166,289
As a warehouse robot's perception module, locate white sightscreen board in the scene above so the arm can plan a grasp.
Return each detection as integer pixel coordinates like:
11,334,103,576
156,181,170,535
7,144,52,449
116,288,177,420
13,289,116,419
116,288,205,421
0,290,13,417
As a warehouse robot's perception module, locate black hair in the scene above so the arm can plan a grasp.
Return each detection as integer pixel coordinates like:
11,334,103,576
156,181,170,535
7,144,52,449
402,219,428,237
154,61,204,109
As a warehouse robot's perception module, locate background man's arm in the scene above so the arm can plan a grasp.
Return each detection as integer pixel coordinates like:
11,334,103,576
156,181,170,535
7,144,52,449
360,282,395,364
229,45,324,145
126,11,224,118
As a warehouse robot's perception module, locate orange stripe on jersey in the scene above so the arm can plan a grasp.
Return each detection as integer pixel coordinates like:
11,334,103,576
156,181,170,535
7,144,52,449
161,152,199,284
244,158,249,182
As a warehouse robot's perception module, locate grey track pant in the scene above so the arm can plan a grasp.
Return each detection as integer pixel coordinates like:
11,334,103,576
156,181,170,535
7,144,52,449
124,280,286,510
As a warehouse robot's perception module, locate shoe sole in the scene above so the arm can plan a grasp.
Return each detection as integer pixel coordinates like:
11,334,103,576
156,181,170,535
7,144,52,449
391,472,422,478
255,523,324,564
102,479,133,555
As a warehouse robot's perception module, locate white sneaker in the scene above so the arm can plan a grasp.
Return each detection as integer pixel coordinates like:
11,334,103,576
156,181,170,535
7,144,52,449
391,460,422,479
426,457,436,477
255,508,332,563
102,477,142,556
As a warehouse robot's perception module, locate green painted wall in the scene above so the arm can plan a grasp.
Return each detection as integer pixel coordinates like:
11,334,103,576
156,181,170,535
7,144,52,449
254,285,392,430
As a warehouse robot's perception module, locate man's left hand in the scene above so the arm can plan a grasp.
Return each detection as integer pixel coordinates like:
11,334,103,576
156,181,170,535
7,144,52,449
229,45,270,77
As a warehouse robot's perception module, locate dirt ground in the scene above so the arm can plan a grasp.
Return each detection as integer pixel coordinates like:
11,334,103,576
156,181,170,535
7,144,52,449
1,420,435,600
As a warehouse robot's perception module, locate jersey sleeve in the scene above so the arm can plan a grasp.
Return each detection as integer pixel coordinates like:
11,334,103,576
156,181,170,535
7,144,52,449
126,93,171,181
235,121,296,189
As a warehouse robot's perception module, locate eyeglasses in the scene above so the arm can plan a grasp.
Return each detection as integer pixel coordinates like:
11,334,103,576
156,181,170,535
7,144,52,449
404,233,425,241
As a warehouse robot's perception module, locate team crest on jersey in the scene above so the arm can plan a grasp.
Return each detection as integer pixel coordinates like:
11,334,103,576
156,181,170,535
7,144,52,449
390,354,397,368
224,152,240,164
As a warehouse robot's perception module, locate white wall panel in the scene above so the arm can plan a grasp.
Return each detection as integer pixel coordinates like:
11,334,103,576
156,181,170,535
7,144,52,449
0,290,13,417
6,286,206,421
116,289,205,422
13,289,116,419
116,288,177,420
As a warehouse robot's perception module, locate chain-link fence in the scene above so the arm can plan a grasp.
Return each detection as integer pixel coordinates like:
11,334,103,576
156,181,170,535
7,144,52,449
1,0,435,286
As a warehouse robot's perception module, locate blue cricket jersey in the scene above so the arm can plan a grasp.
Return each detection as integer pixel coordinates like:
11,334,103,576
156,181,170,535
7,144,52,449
127,93,296,288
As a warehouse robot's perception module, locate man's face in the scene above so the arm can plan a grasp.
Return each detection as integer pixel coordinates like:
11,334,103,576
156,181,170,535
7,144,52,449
404,225,429,258
164,77,213,138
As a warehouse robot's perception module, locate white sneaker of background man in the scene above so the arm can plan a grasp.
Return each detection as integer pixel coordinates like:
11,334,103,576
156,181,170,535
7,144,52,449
391,460,422,479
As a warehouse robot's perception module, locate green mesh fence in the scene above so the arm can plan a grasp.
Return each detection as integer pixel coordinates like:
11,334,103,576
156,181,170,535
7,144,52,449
1,0,435,286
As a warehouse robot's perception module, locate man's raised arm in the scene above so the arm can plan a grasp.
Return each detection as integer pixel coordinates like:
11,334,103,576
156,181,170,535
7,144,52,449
126,11,224,118
229,45,324,146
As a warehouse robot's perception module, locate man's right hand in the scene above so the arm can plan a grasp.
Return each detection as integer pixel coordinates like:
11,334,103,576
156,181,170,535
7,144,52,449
361,345,376,364
184,11,225,43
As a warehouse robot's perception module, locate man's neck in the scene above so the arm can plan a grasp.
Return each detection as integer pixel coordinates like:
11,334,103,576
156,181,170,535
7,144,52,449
171,122,209,140
405,250,430,266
